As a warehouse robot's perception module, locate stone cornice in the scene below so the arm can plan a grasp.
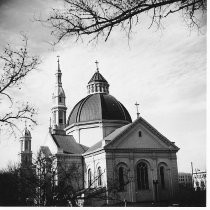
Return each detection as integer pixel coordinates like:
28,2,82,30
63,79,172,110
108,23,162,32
104,148,178,153
65,119,130,131
82,147,178,157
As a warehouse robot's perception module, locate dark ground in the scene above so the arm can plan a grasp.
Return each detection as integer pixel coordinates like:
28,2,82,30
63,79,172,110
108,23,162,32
105,189,206,207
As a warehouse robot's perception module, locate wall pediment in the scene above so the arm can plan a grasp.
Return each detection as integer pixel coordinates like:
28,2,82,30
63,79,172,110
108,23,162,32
105,117,179,151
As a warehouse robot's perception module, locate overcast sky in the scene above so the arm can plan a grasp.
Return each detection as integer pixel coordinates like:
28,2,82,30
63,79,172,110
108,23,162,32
0,0,206,173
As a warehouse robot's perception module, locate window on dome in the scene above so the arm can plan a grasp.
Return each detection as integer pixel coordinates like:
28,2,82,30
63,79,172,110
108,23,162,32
139,131,142,137
59,97,62,103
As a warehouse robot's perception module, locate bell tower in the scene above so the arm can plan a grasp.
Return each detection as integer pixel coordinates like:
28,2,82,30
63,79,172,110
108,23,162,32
20,125,32,167
51,56,67,135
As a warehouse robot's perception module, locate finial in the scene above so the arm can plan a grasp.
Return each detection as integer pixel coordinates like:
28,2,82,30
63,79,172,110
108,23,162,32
57,55,61,71
25,120,27,128
135,102,140,119
95,60,99,72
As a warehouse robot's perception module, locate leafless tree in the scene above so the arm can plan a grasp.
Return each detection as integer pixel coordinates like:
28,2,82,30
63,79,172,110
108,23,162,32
42,0,206,43
0,35,40,137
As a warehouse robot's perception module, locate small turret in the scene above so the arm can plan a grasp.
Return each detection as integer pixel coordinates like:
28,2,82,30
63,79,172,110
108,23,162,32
20,125,32,167
87,61,110,95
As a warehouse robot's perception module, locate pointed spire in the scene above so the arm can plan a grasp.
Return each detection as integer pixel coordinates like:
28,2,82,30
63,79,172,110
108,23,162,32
23,120,31,137
57,55,61,72
51,56,67,134
55,56,62,85
135,102,140,119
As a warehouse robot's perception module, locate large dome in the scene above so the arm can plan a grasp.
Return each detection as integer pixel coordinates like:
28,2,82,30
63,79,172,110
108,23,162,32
67,93,132,126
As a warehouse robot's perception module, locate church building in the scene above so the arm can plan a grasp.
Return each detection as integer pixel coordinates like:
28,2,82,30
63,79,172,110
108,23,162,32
40,57,180,205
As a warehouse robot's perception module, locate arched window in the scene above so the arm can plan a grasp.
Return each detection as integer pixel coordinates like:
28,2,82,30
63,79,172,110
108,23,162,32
97,167,102,186
88,169,92,188
160,166,165,189
119,167,125,191
137,162,149,190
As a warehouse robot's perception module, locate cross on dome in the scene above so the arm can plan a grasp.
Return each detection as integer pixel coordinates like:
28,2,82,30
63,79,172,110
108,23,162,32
95,60,99,72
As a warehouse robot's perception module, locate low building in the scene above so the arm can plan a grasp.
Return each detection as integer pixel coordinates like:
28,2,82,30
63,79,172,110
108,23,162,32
192,172,206,191
178,173,193,189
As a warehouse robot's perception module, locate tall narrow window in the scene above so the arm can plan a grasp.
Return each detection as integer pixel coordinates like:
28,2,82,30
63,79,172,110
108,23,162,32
59,111,63,124
160,166,165,189
88,169,92,188
119,167,124,191
137,162,149,190
98,167,102,186
25,141,28,150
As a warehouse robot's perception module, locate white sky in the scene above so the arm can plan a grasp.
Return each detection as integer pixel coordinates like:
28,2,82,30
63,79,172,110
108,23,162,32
0,0,207,173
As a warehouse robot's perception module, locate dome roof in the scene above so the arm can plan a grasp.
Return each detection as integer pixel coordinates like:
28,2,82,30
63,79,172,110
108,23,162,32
88,71,108,84
67,93,132,126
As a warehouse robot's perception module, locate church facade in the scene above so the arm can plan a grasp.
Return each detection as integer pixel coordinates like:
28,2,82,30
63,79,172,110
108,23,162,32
40,58,179,205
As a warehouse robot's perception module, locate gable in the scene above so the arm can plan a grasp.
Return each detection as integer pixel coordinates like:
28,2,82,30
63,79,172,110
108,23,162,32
105,117,179,151
42,132,58,154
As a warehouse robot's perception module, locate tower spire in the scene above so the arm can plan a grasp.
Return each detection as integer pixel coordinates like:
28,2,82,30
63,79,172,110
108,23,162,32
57,55,61,72
135,102,140,119
51,56,67,134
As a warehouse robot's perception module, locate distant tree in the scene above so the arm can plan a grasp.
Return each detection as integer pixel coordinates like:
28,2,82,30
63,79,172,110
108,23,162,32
43,0,206,43
31,152,129,206
0,162,38,206
0,154,131,207
0,35,40,137
0,164,20,206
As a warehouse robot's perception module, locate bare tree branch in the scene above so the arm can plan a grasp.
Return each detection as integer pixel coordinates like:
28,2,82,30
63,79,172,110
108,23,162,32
0,35,40,137
38,0,206,44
